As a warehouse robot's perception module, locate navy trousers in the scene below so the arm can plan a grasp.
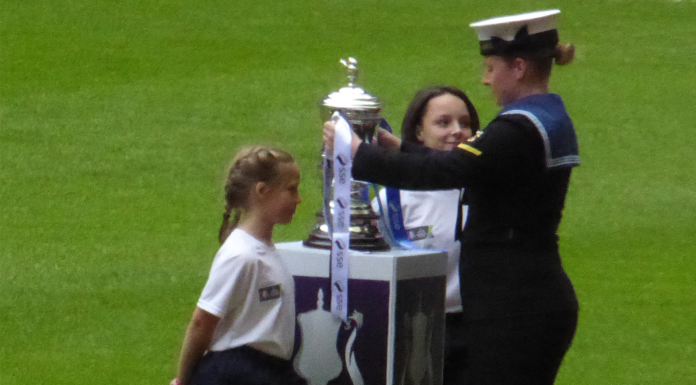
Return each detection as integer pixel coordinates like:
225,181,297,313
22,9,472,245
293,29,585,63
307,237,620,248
443,311,577,385
190,346,304,385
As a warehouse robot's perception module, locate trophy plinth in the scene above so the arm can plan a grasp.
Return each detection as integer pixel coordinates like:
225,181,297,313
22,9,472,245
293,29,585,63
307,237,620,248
303,57,390,251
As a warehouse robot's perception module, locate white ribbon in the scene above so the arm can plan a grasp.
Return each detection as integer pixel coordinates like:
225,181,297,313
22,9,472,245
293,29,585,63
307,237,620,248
328,113,352,321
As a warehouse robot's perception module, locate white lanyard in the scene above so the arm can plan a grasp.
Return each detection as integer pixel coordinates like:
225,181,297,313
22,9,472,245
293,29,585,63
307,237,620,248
326,113,352,321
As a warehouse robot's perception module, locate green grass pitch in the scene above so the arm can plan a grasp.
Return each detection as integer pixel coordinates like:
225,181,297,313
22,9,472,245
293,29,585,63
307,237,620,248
1,0,694,383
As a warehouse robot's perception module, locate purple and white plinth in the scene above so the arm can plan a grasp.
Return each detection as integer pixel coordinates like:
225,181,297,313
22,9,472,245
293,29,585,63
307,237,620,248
277,242,447,385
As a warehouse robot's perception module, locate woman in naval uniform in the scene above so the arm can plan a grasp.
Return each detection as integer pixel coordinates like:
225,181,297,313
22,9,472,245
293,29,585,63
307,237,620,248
324,9,580,385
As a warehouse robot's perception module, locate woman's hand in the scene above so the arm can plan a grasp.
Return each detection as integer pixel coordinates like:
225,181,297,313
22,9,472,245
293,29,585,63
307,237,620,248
322,120,337,154
375,128,401,150
323,120,362,157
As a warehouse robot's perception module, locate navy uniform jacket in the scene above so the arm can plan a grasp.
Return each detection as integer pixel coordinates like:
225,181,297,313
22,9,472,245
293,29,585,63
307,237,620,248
353,94,580,320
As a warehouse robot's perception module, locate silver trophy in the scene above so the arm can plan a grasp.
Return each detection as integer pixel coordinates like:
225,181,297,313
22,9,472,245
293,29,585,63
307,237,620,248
303,57,390,251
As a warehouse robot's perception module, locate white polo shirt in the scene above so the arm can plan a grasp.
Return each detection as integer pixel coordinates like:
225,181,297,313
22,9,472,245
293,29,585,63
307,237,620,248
373,189,465,313
197,229,296,359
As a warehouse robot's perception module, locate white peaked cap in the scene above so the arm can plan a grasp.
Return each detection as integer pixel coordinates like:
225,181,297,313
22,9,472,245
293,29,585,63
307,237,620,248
470,9,560,41
469,10,561,56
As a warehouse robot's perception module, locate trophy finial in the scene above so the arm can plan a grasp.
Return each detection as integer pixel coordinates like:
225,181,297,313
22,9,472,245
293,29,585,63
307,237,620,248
340,57,359,87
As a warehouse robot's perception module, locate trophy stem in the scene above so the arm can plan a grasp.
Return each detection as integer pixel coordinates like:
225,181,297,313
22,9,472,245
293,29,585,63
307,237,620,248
304,182,390,251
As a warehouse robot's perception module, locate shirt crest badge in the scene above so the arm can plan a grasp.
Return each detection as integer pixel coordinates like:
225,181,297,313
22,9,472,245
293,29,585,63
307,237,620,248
259,284,283,301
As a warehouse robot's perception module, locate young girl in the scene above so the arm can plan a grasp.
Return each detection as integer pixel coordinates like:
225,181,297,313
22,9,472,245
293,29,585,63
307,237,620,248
171,146,303,385
372,86,480,383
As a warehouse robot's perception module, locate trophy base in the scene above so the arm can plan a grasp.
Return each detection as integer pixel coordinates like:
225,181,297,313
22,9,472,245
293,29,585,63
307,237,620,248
303,234,391,252
303,212,391,252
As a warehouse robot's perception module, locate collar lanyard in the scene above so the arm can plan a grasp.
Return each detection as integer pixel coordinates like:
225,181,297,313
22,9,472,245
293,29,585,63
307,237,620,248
374,118,418,250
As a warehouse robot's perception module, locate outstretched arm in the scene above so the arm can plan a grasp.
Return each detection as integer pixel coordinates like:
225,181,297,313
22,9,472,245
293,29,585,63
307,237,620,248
323,121,402,156
352,117,543,191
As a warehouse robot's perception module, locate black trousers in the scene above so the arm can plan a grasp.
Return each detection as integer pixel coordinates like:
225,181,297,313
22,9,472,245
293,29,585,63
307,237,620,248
443,311,577,385
190,346,304,385
443,312,467,384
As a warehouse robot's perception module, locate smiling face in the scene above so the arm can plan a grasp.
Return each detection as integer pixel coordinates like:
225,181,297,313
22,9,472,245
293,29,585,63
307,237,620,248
417,93,474,151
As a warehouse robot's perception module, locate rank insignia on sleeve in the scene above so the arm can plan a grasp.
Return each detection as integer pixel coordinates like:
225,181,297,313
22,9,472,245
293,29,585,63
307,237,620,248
467,131,484,142
259,284,283,301
457,143,482,156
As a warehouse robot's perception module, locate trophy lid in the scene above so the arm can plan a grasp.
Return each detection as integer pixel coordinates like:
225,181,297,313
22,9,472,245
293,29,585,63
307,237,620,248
321,57,382,112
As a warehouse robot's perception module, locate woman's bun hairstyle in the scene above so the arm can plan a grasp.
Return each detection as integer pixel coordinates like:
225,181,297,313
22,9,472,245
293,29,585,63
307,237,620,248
553,43,575,65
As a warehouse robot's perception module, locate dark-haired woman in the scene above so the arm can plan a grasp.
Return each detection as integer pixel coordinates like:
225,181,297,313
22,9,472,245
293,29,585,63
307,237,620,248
326,10,580,385
372,86,480,382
